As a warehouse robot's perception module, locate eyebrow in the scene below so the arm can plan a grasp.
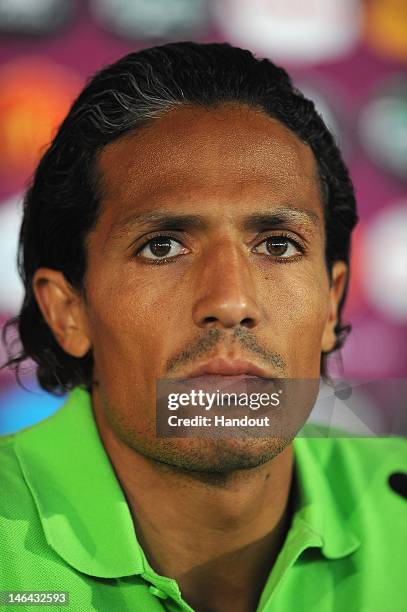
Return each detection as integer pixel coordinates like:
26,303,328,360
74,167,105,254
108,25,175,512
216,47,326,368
108,206,321,241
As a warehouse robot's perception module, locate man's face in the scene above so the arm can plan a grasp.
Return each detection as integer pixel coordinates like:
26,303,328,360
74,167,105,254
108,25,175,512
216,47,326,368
49,104,347,472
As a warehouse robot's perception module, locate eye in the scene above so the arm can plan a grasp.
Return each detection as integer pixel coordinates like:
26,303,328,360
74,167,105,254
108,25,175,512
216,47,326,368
136,235,188,260
253,235,303,259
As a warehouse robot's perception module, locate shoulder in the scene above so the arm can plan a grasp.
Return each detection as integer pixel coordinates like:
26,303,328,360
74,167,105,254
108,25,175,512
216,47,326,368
0,429,45,582
297,426,406,488
295,429,406,534
0,428,37,515
0,404,71,526
0,430,23,485
315,430,404,465
297,423,406,467
0,410,58,480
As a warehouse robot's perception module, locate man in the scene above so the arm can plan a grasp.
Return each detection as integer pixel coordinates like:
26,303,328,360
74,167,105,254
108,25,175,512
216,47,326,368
1,42,405,612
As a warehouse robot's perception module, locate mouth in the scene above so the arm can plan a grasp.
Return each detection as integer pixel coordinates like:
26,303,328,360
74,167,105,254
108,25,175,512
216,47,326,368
183,358,269,380
175,359,271,394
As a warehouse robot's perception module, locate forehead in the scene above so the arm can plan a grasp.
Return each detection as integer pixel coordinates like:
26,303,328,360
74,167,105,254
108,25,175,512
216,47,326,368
96,103,321,223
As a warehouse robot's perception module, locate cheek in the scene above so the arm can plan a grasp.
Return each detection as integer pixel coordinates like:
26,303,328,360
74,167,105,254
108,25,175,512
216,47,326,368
262,266,330,370
84,266,180,378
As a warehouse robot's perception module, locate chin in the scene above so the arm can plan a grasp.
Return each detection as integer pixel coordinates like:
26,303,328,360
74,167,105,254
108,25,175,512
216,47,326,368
140,436,293,476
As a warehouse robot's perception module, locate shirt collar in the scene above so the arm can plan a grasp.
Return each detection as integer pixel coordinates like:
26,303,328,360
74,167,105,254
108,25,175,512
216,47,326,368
15,386,144,578
14,387,360,580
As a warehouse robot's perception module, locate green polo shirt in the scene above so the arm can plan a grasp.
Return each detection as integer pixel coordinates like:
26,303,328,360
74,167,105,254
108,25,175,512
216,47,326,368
0,387,406,611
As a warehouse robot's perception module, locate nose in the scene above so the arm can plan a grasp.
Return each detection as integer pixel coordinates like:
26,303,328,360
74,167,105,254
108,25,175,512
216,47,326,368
192,240,261,330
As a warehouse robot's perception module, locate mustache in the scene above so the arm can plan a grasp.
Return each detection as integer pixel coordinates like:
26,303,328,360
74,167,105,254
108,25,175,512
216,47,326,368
166,327,286,374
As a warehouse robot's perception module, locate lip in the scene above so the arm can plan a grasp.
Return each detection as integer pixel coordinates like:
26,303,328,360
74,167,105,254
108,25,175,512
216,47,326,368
183,358,269,379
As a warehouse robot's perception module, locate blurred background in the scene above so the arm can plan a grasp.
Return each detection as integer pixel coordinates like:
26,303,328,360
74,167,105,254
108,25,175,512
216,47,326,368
0,0,406,435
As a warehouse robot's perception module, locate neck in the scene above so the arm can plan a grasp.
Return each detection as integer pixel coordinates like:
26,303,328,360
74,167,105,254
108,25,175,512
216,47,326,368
92,397,295,611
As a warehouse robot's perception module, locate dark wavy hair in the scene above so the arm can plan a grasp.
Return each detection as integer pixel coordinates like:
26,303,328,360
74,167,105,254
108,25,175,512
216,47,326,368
1,41,358,395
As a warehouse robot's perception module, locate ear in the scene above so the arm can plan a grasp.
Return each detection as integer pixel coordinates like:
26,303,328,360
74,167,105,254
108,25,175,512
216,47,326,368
321,261,348,353
32,268,91,358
